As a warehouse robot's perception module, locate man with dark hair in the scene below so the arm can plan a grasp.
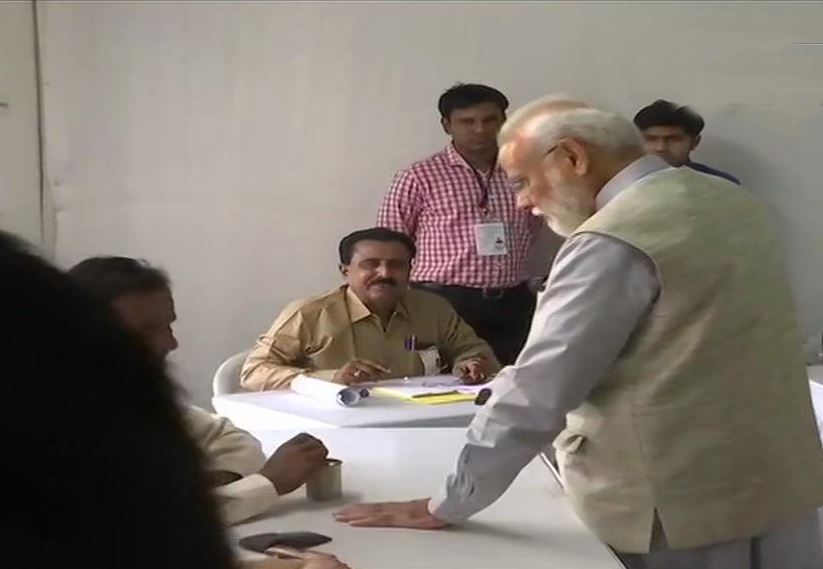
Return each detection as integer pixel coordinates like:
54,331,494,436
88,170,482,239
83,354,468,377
633,99,741,184
1,232,350,569
69,256,330,526
69,257,180,358
338,227,417,266
242,227,499,390
378,83,545,366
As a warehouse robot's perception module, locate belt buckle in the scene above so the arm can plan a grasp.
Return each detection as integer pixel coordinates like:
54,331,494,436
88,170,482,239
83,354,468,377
482,287,504,300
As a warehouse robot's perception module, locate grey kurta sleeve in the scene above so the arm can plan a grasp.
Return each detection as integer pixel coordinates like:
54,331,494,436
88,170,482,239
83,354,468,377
430,233,660,522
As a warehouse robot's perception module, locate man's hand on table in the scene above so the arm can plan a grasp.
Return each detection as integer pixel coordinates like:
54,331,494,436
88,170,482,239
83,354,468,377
454,356,493,385
259,432,329,495
332,359,391,385
334,498,448,530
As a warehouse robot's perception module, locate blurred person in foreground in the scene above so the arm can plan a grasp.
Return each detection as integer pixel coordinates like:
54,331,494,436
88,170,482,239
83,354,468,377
1,233,348,569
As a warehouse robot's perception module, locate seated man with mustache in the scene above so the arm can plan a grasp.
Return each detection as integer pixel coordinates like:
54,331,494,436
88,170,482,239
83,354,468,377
242,227,500,390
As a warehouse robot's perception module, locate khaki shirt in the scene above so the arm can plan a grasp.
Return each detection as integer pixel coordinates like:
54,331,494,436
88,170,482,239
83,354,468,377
241,286,499,390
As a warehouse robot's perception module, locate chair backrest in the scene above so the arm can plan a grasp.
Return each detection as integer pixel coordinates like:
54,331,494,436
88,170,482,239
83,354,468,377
212,351,250,395
809,379,823,441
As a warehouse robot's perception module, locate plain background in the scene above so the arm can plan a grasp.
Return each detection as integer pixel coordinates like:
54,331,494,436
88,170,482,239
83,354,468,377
1,1,821,407
0,1,40,246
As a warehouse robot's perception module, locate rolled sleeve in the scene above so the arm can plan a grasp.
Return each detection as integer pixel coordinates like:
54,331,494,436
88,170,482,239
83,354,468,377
184,406,265,476
216,474,280,526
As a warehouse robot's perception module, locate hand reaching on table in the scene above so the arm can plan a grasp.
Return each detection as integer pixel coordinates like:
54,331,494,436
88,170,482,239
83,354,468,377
334,498,448,530
259,432,328,495
332,358,391,384
454,356,493,385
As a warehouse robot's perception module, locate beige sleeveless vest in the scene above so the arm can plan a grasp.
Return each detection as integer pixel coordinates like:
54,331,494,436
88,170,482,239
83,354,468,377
554,167,823,552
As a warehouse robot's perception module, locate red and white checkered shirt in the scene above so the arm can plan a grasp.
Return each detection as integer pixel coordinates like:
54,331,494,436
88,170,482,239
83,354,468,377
378,144,541,288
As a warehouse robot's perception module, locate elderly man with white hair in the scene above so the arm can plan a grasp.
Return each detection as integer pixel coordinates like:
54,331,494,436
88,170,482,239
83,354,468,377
335,96,823,568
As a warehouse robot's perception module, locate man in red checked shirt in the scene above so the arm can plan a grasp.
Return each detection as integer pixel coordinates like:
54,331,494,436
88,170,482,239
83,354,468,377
377,83,545,366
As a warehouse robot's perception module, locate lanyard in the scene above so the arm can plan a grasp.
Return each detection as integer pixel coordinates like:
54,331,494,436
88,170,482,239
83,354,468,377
471,165,494,215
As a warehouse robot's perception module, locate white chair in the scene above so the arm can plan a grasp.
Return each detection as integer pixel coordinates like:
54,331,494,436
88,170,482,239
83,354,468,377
212,351,250,395
809,373,823,544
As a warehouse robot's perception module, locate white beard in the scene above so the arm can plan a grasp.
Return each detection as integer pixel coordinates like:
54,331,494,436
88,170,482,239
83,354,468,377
542,204,594,237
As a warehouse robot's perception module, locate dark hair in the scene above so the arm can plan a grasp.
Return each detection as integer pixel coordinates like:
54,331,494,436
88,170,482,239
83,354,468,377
1,232,234,569
438,83,509,120
633,99,705,138
339,227,417,265
68,256,170,303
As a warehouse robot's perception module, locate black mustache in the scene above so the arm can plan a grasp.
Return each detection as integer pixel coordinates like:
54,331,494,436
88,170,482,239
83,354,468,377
370,279,398,287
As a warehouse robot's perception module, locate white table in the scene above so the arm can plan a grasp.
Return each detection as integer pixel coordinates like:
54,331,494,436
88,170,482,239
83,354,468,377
232,428,624,569
217,367,823,436
213,391,477,433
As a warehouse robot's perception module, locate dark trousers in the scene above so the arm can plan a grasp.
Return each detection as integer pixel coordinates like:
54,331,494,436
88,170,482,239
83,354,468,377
414,281,536,366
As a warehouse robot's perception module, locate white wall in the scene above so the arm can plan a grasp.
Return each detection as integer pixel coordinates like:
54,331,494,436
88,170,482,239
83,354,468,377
37,2,823,407
0,0,41,246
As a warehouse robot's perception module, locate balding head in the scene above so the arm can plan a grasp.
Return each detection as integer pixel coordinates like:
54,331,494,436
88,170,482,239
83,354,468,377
499,96,589,146
499,95,644,237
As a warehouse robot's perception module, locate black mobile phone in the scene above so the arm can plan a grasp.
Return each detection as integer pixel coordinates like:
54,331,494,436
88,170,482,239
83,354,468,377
239,531,333,554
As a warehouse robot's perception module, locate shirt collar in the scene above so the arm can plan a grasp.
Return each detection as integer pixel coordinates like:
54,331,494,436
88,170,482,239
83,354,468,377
445,143,499,174
343,286,409,323
445,143,463,167
596,154,669,210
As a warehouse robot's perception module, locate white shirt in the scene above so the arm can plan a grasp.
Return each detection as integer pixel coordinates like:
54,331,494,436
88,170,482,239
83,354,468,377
185,406,265,475
216,474,280,525
184,406,280,524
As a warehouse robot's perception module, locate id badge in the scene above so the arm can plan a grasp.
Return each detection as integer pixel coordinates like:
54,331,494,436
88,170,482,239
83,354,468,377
474,222,508,256
418,346,442,375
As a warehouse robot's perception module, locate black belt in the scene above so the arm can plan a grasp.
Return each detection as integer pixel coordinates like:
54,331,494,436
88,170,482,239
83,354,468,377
415,281,526,300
